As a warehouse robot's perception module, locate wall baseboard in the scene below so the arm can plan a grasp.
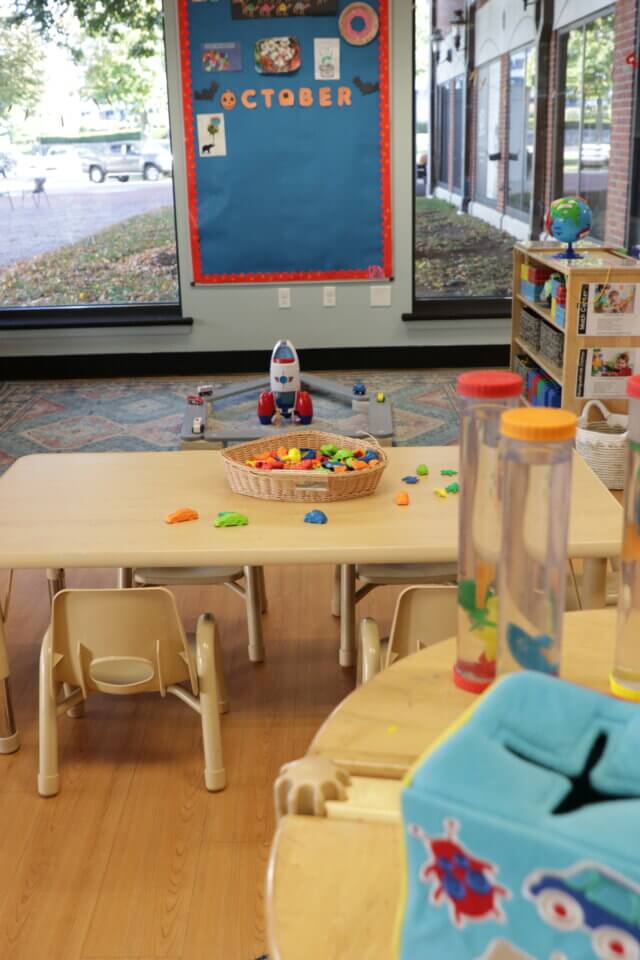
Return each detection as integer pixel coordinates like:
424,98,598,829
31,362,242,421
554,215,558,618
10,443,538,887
0,344,510,380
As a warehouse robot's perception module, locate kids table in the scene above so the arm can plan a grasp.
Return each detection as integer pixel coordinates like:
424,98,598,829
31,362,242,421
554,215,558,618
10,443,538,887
0,449,622,754
267,608,618,960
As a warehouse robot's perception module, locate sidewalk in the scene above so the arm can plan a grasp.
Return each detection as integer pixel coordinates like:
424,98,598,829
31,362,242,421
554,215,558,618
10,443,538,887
0,180,174,268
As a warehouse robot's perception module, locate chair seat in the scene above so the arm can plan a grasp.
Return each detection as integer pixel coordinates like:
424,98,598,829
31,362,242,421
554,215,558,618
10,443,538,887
356,563,457,585
134,566,244,586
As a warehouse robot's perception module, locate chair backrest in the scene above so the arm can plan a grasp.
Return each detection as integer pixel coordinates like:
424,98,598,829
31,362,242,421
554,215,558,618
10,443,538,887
386,585,457,667
48,588,195,697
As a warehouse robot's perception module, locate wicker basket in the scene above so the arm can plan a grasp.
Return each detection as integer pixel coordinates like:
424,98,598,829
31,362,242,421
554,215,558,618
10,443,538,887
539,320,564,368
576,400,628,490
519,309,541,351
221,429,388,502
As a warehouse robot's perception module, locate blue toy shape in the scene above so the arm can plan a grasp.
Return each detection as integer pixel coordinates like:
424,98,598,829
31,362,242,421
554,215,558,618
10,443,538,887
304,509,327,525
398,672,640,960
402,476,419,484
353,382,367,396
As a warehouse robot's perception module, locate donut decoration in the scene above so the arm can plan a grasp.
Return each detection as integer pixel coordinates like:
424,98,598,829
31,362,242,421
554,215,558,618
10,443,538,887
339,2,379,46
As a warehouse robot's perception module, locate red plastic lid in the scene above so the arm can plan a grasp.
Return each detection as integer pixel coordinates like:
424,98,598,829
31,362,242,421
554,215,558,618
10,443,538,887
452,665,493,694
627,375,640,398
457,370,522,399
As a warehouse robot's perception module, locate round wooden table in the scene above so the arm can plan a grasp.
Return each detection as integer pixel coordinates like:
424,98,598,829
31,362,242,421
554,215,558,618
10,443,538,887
267,609,617,959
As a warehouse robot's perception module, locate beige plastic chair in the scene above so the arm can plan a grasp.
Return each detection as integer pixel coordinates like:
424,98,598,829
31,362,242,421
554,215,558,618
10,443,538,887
38,587,227,797
332,562,457,623
357,584,457,685
132,565,267,663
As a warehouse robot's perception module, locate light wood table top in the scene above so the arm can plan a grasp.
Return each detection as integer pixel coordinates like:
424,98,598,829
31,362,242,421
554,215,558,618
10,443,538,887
0,448,621,569
268,609,618,960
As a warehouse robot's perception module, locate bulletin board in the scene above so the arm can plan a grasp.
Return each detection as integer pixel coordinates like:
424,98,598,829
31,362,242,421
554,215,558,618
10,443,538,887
177,0,392,284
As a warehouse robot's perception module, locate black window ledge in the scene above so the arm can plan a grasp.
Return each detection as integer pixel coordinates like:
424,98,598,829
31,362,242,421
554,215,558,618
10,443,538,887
404,297,511,321
0,304,192,332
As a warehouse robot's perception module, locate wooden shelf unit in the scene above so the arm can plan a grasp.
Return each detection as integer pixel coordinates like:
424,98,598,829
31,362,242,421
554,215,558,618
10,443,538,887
511,243,640,414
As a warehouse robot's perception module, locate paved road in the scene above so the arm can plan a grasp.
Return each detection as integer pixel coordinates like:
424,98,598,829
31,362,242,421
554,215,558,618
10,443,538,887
0,179,175,269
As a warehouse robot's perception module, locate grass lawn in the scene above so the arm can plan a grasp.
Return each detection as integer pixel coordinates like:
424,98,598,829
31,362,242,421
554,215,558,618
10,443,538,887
0,208,178,305
415,197,514,298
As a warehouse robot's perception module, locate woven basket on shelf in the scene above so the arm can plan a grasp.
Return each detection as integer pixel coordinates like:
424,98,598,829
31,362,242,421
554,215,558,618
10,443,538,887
221,429,388,502
576,400,628,491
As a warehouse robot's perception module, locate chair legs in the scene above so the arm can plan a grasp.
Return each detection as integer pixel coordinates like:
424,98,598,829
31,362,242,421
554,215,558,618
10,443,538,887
257,566,268,614
195,613,226,792
244,567,265,663
38,640,60,797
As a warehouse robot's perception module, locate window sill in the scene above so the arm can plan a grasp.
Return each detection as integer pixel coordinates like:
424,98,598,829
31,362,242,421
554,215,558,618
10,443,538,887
0,304,191,331
405,297,511,321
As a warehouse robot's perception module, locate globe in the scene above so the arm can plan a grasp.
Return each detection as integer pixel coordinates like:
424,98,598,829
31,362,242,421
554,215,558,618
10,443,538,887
545,196,592,259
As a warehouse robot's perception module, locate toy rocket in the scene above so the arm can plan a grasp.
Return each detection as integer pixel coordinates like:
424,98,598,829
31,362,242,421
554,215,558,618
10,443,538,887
257,339,313,425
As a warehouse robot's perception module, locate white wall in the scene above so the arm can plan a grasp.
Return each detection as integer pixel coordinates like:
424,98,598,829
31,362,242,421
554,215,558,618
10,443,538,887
554,0,616,30
475,0,536,67
2,0,510,359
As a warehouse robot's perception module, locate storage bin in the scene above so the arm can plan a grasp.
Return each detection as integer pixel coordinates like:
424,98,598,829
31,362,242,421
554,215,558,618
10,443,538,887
576,399,628,490
539,320,563,368
519,309,541,350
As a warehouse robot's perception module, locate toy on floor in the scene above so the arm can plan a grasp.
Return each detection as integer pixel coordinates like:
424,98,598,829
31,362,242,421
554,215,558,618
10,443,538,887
441,469,458,477
445,482,459,494
257,340,313,425
434,487,448,498
398,672,640,960
304,510,328,525
396,492,409,506
402,476,419,484
353,382,367,396
192,416,204,434
416,464,429,476
165,507,199,524
213,511,248,527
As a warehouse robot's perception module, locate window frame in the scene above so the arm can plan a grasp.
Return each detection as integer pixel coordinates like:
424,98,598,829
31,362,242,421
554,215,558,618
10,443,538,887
0,14,184,330
505,43,537,224
408,8,510,322
552,6,615,242
474,58,502,210
436,80,451,188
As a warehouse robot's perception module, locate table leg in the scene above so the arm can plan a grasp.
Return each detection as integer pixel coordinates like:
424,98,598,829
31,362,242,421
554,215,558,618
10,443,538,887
581,558,608,609
118,568,133,589
244,566,265,663
0,617,19,754
339,564,356,668
331,565,341,618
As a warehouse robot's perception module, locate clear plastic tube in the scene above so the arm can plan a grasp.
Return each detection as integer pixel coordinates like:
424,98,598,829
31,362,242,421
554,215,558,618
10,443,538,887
455,372,521,692
611,379,640,700
496,409,576,678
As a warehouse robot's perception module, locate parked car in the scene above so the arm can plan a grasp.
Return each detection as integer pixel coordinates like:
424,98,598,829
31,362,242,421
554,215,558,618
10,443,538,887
40,145,84,180
81,141,172,183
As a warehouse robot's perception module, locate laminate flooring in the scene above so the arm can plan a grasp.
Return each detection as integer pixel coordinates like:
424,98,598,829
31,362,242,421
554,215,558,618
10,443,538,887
0,565,402,960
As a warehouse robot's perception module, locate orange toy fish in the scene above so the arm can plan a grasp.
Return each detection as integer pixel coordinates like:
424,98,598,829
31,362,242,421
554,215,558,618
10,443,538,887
165,507,199,524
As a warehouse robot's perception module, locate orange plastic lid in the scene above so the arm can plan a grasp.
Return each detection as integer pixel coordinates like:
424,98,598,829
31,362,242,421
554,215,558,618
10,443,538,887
500,407,577,441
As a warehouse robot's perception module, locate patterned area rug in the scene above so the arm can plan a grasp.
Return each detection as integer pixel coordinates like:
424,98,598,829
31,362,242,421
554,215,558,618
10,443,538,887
0,370,463,474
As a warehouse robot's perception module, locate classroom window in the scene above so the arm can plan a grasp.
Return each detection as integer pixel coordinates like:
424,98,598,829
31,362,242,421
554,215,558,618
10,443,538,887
507,45,536,218
0,0,179,314
557,11,614,240
475,59,501,207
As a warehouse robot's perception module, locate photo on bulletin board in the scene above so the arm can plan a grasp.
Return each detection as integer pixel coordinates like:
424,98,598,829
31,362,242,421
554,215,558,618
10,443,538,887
578,282,640,336
177,0,391,284
576,346,639,398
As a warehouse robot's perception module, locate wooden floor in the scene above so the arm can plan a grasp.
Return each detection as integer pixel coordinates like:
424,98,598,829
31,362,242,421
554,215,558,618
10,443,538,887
0,565,403,960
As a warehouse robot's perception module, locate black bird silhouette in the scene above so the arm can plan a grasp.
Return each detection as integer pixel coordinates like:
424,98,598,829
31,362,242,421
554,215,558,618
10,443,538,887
353,76,379,96
195,80,219,101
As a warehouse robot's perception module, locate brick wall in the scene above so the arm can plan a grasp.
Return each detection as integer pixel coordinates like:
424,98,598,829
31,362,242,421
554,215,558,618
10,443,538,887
543,29,558,221
605,0,638,245
496,53,509,213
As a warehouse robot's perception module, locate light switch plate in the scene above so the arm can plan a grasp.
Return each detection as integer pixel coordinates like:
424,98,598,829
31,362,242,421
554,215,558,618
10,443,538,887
278,287,291,309
323,286,336,307
370,285,392,307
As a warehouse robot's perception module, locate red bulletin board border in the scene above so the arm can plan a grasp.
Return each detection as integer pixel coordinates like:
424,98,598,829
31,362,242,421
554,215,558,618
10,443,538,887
176,0,392,285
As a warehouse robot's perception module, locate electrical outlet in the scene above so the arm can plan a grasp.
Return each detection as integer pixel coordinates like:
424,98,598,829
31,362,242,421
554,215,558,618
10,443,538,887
323,286,336,307
278,287,291,309
370,285,392,307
